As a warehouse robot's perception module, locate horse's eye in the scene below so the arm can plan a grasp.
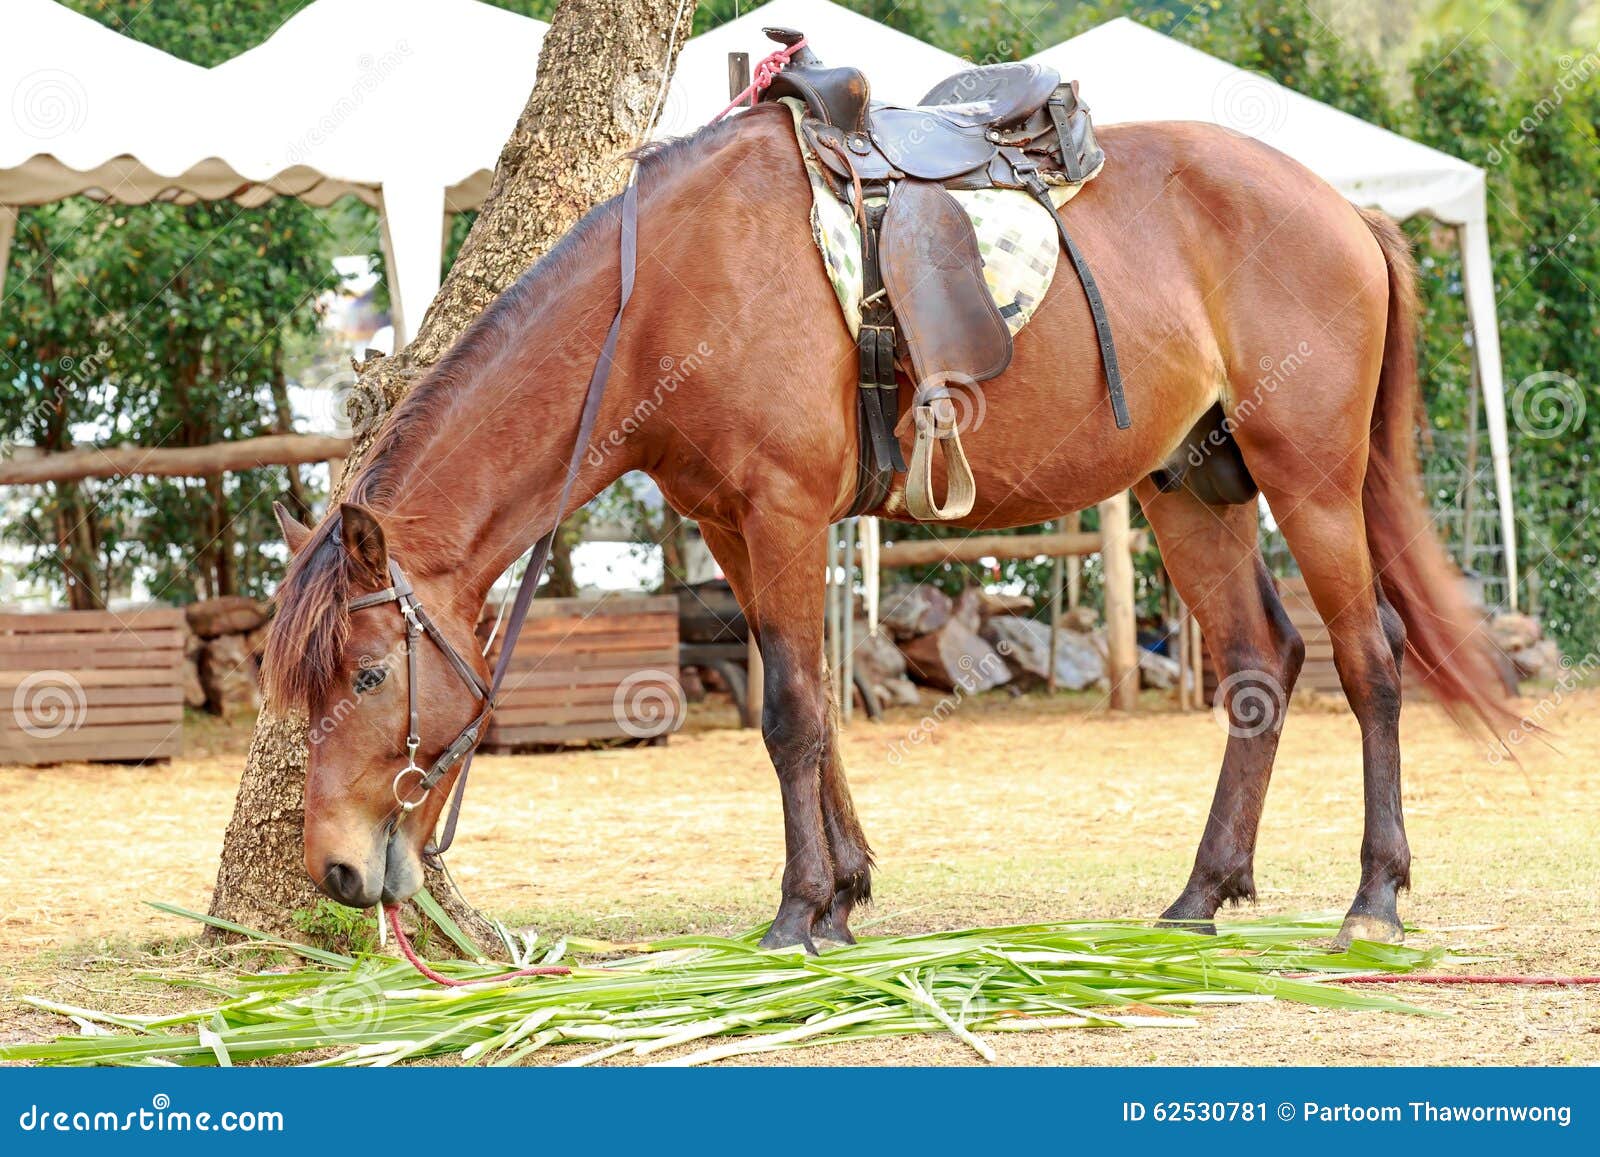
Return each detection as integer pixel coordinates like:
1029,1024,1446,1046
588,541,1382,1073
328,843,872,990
352,666,387,695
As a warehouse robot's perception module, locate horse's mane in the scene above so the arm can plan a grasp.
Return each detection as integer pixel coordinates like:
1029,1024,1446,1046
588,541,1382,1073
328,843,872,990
262,106,787,709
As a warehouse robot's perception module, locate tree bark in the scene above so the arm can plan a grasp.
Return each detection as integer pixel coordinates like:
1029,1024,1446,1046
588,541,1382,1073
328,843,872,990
206,0,698,949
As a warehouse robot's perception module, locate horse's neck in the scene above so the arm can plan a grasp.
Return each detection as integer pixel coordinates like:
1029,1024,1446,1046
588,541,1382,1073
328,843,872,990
377,282,636,613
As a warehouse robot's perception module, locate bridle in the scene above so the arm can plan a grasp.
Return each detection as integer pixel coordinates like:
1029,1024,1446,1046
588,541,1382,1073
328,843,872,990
336,171,641,860
346,559,492,817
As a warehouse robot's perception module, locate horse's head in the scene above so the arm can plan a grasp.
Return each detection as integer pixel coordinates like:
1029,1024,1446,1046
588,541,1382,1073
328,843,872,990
265,502,492,910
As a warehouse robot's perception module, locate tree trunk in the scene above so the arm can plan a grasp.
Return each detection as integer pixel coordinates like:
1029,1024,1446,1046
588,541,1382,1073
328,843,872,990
206,0,698,949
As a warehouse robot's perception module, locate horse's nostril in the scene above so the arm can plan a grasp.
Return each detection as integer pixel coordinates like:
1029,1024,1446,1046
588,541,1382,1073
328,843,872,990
320,860,371,909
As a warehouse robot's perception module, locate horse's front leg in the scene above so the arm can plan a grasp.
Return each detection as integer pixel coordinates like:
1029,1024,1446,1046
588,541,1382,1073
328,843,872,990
700,521,873,951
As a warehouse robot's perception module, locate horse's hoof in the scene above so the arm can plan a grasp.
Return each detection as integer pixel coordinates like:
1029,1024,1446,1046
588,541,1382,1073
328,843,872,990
811,916,857,946
1334,913,1404,950
1158,897,1218,936
759,925,819,955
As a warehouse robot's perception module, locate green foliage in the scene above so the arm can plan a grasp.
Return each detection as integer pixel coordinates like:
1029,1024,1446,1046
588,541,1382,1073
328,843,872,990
291,899,381,957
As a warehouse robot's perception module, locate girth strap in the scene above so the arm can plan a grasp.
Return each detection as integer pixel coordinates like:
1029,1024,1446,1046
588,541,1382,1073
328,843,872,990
427,171,641,860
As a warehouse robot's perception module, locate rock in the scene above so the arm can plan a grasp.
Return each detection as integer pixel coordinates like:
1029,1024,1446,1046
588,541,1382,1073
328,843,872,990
200,633,261,716
851,621,915,710
980,615,1105,690
977,590,1035,618
880,584,954,640
186,595,268,639
880,676,921,706
1510,638,1562,680
1489,612,1541,653
1062,605,1099,633
899,619,1011,693
182,658,207,709
244,623,272,661
1139,648,1181,690
952,587,985,630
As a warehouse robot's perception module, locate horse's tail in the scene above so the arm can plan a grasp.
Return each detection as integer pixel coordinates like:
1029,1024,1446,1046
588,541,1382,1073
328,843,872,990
1358,208,1512,737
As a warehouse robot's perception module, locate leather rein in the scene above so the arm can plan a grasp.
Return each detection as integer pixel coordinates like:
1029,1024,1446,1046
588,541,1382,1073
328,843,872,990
346,173,640,861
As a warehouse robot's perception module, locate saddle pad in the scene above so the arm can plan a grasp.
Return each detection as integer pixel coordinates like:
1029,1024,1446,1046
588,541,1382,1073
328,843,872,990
780,99,1092,340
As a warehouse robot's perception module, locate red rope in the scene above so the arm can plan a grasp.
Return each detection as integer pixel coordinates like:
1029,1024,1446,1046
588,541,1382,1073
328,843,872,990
1318,972,1600,986
385,905,570,987
712,38,807,122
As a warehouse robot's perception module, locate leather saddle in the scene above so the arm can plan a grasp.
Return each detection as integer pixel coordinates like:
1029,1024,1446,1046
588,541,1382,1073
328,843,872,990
759,28,1125,521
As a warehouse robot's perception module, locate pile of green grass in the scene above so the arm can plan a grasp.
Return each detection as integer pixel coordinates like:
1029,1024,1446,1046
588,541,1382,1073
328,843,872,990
1,905,1447,1067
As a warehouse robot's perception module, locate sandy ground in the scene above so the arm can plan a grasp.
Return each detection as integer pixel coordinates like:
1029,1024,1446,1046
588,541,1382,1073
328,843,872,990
2,686,1598,1065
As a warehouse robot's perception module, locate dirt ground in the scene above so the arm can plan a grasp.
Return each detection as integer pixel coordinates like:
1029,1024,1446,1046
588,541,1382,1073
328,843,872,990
2,686,1598,1066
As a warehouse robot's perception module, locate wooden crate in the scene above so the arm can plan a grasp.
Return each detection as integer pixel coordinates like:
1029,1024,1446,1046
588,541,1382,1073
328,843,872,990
482,595,681,749
0,607,185,765
1200,576,1425,706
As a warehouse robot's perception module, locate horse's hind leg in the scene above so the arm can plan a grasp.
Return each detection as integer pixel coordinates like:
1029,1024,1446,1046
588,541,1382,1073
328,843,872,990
1134,481,1304,930
1272,495,1410,947
699,521,872,951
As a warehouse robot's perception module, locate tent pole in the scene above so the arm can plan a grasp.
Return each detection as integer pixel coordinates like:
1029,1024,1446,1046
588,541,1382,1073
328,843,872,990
376,183,447,348
1457,216,1519,612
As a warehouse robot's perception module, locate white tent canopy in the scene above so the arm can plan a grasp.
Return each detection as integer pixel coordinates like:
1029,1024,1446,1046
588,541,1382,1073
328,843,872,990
1,2,1516,603
1031,18,1516,605
0,0,548,341
661,0,966,134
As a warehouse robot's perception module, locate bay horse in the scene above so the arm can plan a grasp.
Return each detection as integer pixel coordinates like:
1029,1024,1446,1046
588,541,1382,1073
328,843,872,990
265,102,1509,953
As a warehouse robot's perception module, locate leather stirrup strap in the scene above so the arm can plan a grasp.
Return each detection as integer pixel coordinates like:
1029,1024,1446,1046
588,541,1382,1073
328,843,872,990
1011,159,1130,430
905,396,976,521
428,174,641,860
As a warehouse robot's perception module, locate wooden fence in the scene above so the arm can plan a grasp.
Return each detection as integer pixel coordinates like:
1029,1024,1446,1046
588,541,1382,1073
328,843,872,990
0,608,185,765
481,595,681,750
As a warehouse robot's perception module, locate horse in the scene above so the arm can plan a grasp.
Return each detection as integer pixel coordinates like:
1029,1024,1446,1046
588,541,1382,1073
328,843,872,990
264,101,1510,954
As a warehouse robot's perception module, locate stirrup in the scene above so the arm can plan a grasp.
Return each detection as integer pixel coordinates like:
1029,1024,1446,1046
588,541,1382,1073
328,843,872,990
906,396,976,521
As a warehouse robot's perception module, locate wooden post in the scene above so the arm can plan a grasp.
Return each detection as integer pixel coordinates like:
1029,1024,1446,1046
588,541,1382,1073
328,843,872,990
826,526,842,698
840,519,856,722
728,52,751,105
746,632,764,729
1099,492,1139,710
1047,522,1064,695
1064,510,1082,609
1189,614,1204,708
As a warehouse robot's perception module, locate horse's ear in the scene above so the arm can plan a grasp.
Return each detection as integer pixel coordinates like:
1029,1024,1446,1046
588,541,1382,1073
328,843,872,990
273,501,312,556
339,502,389,584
